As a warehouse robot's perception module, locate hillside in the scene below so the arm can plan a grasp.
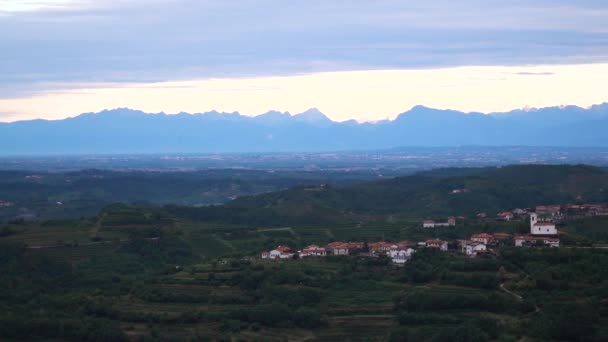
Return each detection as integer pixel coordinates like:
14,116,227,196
3,104,608,154
217,164,608,222
0,169,380,220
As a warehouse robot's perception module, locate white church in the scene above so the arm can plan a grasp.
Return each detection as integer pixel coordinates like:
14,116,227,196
530,212,557,235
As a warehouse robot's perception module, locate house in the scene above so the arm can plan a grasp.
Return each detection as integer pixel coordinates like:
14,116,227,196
389,247,415,264
422,219,452,228
530,213,557,235
0,200,12,208
471,233,494,245
347,242,365,250
492,232,512,241
425,239,448,251
451,188,471,194
397,240,415,249
476,212,487,218
368,242,394,254
327,242,350,255
514,235,560,248
497,212,514,221
299,245,327,257
535,205,563,219
462,241,487,257
513,208,528,216
423,220,436,228
261,245,295,259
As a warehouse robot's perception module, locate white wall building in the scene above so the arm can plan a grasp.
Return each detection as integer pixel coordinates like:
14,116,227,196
530,213,557,235
463,241,487,256
389,248,415,264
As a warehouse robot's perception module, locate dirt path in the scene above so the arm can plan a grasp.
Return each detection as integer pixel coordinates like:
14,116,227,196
26,238,131,249
499,283,522,301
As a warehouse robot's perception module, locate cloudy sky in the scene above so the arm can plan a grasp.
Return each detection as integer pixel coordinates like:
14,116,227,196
1,0,608,122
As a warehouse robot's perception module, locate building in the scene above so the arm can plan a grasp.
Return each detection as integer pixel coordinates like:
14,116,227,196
513,208,528,216
422,219,453,228
492,232,512,242
261,245,295,260
535,205,563,220
423,220,436,228
425,239,448,251
514,235,560,248
497,212,514,221
530,213,557,235
397,240,415,249
368,242,394,254
470,233,494,245
389,247,415,264
451,188,471,194
327,242,350,255
299,245,327,257
462,241,487,256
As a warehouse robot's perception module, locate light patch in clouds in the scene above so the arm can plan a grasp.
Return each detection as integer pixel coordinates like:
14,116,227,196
1,64,607,123
0,0,80,12
509,71,555,76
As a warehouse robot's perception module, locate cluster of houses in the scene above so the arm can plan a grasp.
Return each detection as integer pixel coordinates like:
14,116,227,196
262,241,418,264
467,212,561,249
0,200,12,208
478,203,608,223
260,202,608,264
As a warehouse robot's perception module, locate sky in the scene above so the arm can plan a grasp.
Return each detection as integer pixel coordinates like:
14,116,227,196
1,0,608,122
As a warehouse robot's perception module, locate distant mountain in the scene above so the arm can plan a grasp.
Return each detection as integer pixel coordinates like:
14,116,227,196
2,104,608,154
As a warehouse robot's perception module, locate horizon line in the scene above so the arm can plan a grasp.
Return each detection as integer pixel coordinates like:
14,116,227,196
3,101,608,125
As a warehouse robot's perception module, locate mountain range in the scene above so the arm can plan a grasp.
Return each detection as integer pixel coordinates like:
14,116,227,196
2,104,608,154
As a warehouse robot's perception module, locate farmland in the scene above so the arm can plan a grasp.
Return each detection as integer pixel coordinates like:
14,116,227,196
1,211,607,341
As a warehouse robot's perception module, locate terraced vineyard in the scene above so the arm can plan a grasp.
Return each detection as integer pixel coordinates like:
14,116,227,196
1,212,608,340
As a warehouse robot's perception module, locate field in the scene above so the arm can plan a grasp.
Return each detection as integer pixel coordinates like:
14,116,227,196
1,212,607,341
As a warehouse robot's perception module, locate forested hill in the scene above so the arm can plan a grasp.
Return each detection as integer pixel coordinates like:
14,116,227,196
222,164,608,219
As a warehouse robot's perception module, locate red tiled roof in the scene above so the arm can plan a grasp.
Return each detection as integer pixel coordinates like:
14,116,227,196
493,233,512,238
276,245,292,252
471,233,493,239
534,222,555,226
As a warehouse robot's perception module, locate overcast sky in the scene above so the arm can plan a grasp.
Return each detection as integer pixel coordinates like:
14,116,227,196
2,0,608,121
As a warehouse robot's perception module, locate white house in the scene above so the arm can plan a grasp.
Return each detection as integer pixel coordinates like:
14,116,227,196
497,212,514,221
515,235,560,248
261,245,295,259
299,245,327,257
470,233,494,245
422,219,453,228
463,241,487,256
389,247,415,264
425,239,448,251
327,242,350,255
530,213,557,235
423,220,436,228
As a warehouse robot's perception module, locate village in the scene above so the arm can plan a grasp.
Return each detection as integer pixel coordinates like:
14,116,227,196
258,203,600,264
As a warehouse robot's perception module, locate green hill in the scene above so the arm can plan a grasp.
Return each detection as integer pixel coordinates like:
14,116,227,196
219,164,608,221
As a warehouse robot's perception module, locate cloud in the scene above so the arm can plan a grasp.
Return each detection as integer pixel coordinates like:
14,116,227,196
508,72,555,76
1,64,608,123
1,0,608,96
